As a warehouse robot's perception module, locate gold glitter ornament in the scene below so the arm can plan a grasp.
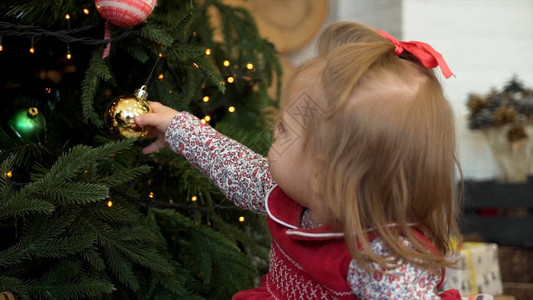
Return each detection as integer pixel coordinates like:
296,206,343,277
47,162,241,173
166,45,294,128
105,85,151,139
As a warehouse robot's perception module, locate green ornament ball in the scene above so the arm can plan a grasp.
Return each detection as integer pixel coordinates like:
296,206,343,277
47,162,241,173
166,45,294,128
8,107,47,141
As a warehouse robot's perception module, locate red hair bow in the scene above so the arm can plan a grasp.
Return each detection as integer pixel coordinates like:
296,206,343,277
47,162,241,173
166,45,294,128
377,30,454,79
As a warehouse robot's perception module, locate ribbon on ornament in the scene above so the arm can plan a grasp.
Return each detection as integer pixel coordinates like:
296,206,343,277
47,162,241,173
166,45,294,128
377,30,454,79
103,22,111,58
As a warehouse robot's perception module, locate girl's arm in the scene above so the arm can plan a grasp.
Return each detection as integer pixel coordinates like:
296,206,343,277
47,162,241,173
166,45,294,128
347,238,442,299
163,111,275,215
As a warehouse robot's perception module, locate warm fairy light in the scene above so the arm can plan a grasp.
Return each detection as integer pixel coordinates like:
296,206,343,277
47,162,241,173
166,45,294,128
168,90,173,94
84,169,88,173
83,8,90,15
200,119,206,124
223,60,230,67
239,216,245,222
227,76,234,83
5,171,12,178
65,14,70,20
205,48,211,55
29,47,35,54
192,62,199,68
228,106,236,113
45,87,52,94
66,53,72,59
107,200,113,207
202,96,210,102
149,192,154,198
158,73,164,80
158,53,163,57
191,196,198,202
0,45,3,52
204,115,211,122
246,63,254,70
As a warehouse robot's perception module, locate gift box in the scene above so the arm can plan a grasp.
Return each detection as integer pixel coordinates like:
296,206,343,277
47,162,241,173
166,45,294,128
442,242,503,296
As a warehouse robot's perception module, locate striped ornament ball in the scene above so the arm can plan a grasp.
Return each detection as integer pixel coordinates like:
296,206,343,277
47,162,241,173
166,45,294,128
95,0,157,27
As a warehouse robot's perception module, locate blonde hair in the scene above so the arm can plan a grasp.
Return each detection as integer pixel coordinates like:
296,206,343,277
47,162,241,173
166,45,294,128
287,22,462,271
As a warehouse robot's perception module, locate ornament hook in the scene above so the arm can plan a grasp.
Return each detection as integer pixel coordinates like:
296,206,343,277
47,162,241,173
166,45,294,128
135,85,149,101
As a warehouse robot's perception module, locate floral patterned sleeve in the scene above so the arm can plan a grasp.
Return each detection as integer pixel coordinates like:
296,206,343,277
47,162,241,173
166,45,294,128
164,111,276,215
347,238,442,299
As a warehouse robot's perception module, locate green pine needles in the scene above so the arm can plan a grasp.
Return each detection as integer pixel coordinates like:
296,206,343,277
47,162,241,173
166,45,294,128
0,0,280,298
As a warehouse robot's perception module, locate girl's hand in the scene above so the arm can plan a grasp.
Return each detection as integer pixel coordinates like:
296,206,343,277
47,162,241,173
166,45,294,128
134,101,179,154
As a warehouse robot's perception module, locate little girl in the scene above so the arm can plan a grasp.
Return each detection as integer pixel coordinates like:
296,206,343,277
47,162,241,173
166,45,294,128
136,22,463,299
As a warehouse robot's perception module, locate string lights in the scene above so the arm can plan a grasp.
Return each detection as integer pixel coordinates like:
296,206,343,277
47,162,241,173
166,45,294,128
0,21,133,52
29,37,35,54
65,14,72,59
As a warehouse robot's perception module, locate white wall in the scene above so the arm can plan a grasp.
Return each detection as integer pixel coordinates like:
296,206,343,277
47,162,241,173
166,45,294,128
403,0,533,180
287,0,533,180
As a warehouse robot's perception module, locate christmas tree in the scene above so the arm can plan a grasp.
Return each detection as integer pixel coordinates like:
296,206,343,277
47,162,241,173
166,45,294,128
0,0,281,298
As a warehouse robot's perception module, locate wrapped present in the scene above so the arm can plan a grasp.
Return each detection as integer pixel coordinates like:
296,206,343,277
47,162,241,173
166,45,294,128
442,242,503,296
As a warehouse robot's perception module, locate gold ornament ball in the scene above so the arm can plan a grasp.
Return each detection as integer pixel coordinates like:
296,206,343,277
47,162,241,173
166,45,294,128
105,85,151,139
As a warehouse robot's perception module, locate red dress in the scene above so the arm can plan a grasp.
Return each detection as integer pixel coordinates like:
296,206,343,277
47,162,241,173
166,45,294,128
233,187,461,300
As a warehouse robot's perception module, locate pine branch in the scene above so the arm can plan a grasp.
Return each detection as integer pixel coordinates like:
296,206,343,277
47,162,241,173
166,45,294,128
36,139,134,185
104,228,173,274
0,276,29,299
123,41,150,63
44,182,108,205
165,43,205,62
161,2,195,37
138,23,174,47
102,244,140,291
194,57,225,93
80,247,106,272
0,214,91,267
81,49,113,127
0,195,55,218
96,165,151,187
86,200,144,225
28,278,115,299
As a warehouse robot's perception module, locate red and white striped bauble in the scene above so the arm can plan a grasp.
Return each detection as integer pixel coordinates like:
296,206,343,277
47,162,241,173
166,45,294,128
95,0,157,27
